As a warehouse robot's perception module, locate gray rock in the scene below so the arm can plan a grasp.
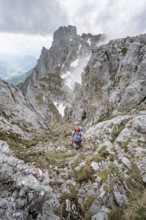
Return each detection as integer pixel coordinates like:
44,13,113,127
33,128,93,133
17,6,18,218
74,161,85,172
142,174,146,183
91,206,110,220
1,26,146,220
0,78,47,132
70,33,146,124
90,199,101,214
0,141,59,220
91,161,100,171
113,186,128,206
120,157,132,169
18,25,105,125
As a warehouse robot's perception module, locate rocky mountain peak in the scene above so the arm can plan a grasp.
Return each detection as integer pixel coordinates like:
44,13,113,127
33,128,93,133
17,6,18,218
0,27,146,220
18,25,105,126
70,33,146,124
52,25,77,46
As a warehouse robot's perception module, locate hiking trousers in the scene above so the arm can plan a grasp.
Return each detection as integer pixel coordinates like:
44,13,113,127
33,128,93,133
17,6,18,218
74,140,82,148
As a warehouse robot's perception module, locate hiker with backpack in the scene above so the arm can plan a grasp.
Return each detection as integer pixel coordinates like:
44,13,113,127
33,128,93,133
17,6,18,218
72,124,82,150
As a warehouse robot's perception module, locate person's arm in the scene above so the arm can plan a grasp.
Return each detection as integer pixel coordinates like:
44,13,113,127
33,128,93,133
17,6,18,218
72,131,74,145
81,132,83,141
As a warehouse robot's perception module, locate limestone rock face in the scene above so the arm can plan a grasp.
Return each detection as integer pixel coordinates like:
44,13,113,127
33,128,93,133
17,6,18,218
18,25,105,125
0,79,47,133
1,26,146,220
0,140,59,220
71,34,146,124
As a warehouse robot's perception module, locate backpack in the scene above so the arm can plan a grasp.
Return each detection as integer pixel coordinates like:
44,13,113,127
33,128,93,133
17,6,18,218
73,127,82,142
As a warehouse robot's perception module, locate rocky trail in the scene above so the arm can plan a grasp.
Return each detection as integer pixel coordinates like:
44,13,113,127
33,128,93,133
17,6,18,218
1,26,146,219
1,109,146,220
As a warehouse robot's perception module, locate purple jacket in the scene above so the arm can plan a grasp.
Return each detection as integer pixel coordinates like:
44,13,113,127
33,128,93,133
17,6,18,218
73,131,82,142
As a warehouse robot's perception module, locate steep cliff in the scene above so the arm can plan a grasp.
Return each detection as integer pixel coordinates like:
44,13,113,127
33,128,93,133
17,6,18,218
0,140,59,220
0,27,146,220
0,78,47,133
18,25,105,125
70,34,146,124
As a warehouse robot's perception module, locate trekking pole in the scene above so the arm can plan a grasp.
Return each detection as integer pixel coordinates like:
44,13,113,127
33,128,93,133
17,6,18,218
71,135,74,147
83,134,93,149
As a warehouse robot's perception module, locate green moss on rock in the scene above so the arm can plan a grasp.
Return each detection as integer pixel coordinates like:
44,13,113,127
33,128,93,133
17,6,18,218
121,47,128,56
111,123,125,142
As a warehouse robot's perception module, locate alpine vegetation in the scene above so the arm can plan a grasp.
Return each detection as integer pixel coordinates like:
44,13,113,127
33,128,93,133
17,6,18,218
0,25,146,220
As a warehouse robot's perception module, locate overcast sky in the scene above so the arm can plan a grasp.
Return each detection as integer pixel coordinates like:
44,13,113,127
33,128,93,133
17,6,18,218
0,0,146,57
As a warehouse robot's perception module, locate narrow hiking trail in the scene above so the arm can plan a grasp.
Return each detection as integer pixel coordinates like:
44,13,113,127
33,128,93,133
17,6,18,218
3,118,146,220
13,124,99,219
31,120,146,220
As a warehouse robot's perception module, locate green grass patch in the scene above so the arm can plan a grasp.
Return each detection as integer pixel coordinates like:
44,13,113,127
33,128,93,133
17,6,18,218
103,185,112,193
126,174,144,191
21,139,38,148
117,140,129,152
0,130,38,150
99,114,114,122
0,131,23,151
36,93,44,105
82,196,95,220
111,123,125,142
109,191,146,220
121,47,128,56
74,165,94,184
98,147,110,158
126,161,144,191
44,151,76,166
0,111,12,121
86,156,103,165
55,187,83,219
60,188,77,203
99,169,111,181
109,153,117,161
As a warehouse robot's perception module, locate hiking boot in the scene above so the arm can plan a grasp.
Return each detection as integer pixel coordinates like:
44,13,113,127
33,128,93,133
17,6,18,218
75,145,80,150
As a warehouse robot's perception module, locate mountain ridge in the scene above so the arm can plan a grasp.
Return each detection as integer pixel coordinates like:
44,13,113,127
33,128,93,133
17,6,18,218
0,26,146,220
18,25,105,125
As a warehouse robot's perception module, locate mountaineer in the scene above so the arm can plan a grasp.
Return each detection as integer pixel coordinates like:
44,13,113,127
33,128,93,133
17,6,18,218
72,123,82,150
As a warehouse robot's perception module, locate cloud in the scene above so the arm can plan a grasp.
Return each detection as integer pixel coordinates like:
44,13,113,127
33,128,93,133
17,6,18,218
0,0,68,35
0,0,146,38
60,0,146,39
0,0,146,57
0,33,52,57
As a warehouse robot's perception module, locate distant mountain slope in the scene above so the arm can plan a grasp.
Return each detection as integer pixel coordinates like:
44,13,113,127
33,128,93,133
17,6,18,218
0,26,146,220
0,54,37,80
7,69,32,85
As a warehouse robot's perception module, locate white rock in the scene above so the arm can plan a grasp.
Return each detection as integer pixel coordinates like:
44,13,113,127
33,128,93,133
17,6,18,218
91,162,100,171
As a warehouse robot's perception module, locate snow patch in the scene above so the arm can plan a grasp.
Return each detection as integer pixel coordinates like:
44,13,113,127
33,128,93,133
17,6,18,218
43,94,45,101
86,55,90,61
87,38,91,45
61,56,91,89
61,55,91,90
70,59,79,67
53,102,65,117
61,71,78,89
